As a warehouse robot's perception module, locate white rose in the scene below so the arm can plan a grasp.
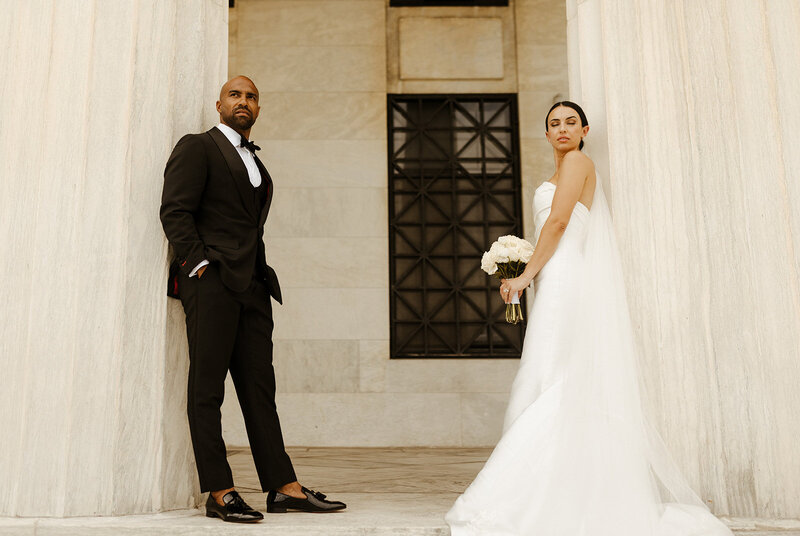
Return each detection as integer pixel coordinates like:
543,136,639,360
491,244,511,264
497,235,516,248
516,241,534,263
481,250,498,275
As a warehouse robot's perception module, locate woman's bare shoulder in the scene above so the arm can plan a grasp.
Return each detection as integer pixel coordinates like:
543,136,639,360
562,149,594,169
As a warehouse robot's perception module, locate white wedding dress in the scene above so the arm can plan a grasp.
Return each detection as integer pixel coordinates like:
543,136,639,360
446,180,732,536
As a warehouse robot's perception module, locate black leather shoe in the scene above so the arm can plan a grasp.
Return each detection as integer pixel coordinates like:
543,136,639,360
205,491,263,523
266,487,346,513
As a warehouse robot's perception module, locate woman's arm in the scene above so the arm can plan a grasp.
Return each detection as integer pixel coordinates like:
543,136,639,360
500,151,591,303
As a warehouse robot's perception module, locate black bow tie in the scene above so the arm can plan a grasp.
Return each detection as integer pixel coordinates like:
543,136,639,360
240,138,260,153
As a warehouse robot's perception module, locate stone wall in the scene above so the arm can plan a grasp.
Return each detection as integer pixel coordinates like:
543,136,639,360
222,0,569,447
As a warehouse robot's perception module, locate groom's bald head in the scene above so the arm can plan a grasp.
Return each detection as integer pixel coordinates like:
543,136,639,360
216,75,260,135
219,75,258,101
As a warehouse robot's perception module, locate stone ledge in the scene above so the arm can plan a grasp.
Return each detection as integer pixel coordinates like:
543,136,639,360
2,511,799,536
2,448,797,535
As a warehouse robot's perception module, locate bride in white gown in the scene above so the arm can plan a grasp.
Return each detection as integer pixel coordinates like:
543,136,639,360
445,102,732,536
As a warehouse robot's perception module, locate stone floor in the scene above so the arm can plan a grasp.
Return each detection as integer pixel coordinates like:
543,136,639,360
2,448,799,535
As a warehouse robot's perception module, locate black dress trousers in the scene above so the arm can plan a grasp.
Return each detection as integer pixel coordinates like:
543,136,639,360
178,263,296,492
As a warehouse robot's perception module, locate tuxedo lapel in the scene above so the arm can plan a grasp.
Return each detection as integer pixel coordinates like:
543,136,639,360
255,156,273,227
207,127,259,220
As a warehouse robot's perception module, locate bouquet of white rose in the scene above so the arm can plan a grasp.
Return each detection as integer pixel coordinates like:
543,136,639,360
481,235,535,324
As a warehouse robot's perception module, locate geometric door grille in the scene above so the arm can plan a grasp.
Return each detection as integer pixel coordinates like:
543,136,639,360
388,94,525,358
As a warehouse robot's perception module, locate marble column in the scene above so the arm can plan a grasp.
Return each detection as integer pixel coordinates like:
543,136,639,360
569,0,800,519
0,1,227,516
565,0,611,202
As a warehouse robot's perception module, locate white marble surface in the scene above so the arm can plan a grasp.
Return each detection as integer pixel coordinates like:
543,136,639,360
0,447,796,535
0,0,227,517
570,0,800,519
565,0,611,197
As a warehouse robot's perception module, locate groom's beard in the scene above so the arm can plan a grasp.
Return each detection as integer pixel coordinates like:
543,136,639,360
224,109,256,131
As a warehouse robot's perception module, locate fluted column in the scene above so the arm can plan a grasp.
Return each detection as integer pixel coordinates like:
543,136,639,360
0,0,227,516
570,0,800,519
566,0,611,201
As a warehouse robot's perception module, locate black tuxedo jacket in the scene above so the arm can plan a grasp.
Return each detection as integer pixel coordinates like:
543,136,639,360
160,127,282,302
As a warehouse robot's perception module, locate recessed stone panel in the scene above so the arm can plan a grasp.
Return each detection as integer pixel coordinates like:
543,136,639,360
399,17,504,80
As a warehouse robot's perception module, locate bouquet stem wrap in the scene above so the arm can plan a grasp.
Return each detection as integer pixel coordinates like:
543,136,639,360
496,261,525,324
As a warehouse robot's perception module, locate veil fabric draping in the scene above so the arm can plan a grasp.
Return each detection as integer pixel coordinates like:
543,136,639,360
445,178,732,535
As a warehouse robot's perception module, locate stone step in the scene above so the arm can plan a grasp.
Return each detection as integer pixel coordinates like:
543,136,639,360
0,493,448,536
2,508,799,536
3,447,798,535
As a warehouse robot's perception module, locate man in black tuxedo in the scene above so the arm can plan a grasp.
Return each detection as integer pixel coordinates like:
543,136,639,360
160,76,345,522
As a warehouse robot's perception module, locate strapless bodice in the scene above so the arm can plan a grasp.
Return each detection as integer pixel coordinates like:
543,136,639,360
533,181,590,251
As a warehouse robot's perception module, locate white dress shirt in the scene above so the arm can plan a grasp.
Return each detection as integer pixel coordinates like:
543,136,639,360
189,123,262,277
215,122,262,188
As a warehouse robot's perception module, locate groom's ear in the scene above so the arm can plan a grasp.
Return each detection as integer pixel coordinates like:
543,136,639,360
215,100,222,114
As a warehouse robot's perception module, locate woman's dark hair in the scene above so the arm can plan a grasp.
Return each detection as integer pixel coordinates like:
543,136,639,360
545,101,588,150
